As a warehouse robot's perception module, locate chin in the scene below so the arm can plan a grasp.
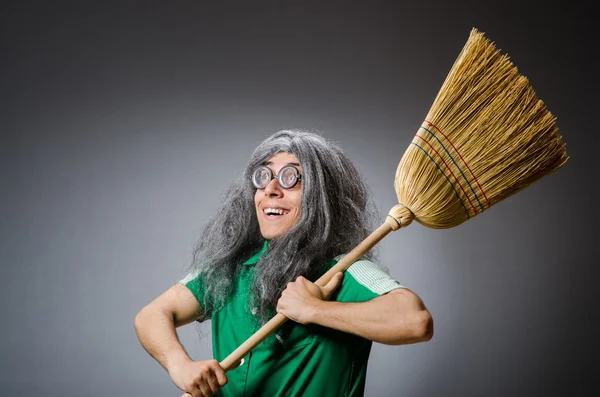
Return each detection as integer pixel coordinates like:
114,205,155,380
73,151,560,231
260,227,288,240
261,231,281,240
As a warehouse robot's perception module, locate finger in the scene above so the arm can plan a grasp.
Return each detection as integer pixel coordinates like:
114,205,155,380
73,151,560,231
323,272,343,297
214,365,229,386
206,373,220,393
189,382,203,397
187,384,201,397
207,359,228,387
283,281,295,293
185,386,200,397
198,380,212,397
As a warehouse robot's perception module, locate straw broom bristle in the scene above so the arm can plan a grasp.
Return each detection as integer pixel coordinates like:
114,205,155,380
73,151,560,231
394,28,568,229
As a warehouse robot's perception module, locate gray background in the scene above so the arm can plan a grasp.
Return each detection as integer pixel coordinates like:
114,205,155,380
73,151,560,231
1,1,598,396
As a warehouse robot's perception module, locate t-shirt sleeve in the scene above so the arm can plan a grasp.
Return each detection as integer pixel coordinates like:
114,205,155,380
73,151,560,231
330,256,405,303
179,271,212,319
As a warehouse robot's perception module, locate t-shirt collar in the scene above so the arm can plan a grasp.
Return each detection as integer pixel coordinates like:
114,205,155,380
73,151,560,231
242,240,269,265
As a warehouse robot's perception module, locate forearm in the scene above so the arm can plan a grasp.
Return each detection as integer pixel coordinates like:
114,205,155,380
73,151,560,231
134,306,192,373
309,289,433,345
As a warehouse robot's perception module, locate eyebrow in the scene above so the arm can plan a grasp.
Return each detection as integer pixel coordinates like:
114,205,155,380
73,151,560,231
264,161,301,168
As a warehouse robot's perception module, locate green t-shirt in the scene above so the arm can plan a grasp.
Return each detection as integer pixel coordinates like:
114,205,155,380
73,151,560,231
180,242,404,397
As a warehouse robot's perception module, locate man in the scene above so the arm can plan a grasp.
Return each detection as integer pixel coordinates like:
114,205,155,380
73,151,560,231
135,130,433,397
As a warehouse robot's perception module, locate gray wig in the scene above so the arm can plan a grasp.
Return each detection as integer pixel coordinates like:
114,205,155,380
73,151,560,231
187,129,379,322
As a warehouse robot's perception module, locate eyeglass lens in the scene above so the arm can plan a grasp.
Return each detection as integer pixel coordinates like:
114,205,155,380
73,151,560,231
253,166,299,189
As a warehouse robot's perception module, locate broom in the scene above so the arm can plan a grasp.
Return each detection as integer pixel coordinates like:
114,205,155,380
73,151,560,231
181,27,568,395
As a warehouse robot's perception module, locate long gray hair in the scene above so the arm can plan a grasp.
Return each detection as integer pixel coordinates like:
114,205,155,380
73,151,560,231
187,129,379,322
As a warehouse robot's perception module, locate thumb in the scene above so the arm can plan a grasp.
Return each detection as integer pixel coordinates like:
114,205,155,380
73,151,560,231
322,272,343,297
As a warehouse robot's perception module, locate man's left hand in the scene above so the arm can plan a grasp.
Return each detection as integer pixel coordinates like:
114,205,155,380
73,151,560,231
276,272,343,324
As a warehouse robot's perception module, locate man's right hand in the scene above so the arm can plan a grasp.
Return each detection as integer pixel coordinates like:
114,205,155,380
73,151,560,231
170,359,228,397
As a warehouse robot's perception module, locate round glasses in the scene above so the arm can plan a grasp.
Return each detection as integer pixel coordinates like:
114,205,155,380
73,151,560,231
251,165,302,189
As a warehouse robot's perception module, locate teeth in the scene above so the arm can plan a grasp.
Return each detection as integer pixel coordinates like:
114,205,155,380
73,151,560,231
264,208,285,215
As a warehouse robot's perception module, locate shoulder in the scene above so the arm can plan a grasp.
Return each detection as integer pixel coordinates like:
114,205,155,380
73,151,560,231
343,256,405,295
328,255,405,302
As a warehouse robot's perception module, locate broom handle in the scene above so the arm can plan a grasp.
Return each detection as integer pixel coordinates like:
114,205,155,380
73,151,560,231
220,220,395,370
180,205,410,396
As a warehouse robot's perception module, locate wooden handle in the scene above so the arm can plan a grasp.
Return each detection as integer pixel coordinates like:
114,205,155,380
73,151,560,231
180,205,411,396
225,220,395,363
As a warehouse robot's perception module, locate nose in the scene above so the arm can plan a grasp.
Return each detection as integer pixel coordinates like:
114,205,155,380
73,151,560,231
264,178,282,197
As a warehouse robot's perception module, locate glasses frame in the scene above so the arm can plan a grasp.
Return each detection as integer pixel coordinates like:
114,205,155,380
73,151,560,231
251,165,302,190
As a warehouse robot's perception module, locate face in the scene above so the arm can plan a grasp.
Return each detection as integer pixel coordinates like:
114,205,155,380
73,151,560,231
254,152,303,240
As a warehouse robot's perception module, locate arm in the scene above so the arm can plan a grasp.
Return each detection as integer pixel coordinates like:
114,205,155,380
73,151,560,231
276,273,433,345
134,283,227,396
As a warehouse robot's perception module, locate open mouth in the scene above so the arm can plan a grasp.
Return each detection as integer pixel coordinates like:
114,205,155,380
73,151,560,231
263,207,290,218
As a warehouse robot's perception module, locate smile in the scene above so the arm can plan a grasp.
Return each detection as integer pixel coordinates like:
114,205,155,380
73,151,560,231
263,207,290,216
